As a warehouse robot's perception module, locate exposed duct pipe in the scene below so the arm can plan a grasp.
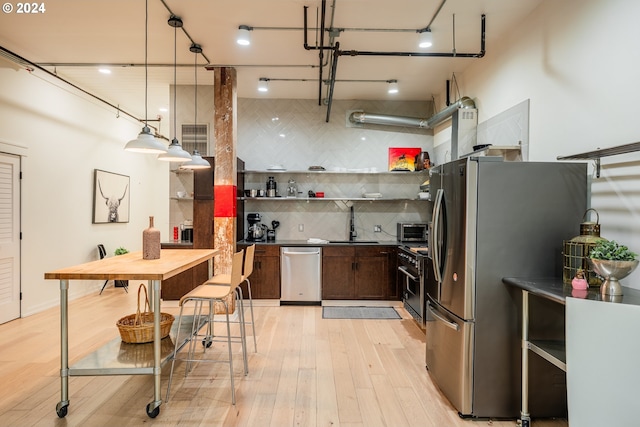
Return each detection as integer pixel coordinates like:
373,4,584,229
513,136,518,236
349,96,476,129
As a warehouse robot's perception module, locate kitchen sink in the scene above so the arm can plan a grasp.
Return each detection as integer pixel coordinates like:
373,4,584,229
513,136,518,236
328,240,379,244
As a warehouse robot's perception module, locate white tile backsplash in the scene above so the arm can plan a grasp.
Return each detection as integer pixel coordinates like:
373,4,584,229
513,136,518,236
238,98,435,241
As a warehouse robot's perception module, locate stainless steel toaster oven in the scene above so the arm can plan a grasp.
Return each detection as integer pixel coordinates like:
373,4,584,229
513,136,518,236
397,222,428,242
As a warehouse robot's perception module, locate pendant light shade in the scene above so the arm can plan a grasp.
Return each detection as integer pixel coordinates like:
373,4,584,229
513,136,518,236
158,138,192,161
125,0,166,154
125,126,167,153
181,150,211,169
158,15,192,163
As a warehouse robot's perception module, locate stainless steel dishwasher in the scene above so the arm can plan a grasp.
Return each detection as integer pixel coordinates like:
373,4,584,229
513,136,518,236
280,247,322,304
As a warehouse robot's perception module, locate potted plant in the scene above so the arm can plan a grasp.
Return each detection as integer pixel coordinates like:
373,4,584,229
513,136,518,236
589,240,638,296
114,247,129,288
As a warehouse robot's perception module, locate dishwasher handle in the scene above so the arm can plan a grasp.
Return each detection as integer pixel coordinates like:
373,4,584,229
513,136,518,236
282,250,321,256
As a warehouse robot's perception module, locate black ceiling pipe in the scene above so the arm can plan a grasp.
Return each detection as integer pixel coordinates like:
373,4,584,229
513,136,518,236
446,80,451,106
318,0,327,106
337,14,485,58
303,3,334,106
325,42,340,123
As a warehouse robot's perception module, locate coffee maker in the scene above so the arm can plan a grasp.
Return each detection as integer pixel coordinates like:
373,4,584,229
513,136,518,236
247,213,267,241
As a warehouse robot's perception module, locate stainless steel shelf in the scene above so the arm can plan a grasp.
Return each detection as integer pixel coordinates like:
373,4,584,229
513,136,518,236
242,170,428,175
239,197,428,202
69,316,203,376
557,141,640,177
528,339,566,372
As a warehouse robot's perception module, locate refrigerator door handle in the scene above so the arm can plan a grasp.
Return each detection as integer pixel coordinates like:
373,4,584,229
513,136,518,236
427,304,460,331
431,188,444,285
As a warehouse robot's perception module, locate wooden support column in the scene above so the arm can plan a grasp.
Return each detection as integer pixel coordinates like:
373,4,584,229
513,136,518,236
213,67,238,279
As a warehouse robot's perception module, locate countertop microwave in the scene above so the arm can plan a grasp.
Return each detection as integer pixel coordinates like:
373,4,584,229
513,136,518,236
397,222,428,242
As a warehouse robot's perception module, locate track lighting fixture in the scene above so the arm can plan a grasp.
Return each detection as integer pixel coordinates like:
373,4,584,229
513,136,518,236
258,78,269,92
237,25,252,46
418,29,433,48
387,80,399,94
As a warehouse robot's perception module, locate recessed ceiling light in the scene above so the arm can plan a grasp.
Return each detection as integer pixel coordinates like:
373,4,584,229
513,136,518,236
279,133,286,138
159,107,168,112
98,68,111,75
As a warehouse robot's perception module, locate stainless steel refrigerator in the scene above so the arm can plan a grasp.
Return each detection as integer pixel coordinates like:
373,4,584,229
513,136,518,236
426,157,586,418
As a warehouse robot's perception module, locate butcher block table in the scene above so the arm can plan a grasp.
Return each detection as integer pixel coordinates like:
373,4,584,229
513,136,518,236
44,248,219,419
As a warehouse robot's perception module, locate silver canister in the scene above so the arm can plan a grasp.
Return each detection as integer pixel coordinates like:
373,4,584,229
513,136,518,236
266,176,277,197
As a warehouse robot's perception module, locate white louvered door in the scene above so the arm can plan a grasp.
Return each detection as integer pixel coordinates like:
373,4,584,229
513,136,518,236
0,154,20,324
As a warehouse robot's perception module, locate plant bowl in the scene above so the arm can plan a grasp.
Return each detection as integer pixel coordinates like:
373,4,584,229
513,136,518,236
588,259,639,296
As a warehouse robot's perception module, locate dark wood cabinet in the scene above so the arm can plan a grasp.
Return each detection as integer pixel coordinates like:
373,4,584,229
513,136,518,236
238,244,280,299
160,261,209,301
322,245,397,300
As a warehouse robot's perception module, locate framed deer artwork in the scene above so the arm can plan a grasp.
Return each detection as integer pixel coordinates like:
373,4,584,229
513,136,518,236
92,169,130,224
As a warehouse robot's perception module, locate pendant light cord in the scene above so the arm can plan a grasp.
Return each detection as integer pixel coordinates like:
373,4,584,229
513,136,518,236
173,24,177,140
194,48,198,126
144,0,149,127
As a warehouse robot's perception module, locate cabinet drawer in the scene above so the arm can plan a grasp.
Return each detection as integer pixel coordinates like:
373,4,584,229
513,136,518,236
323,246,355,257
356,246,394,257
252,244,280,257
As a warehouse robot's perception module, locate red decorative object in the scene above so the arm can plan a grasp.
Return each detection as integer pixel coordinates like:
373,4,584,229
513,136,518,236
388,147,422,171
214,185,237,217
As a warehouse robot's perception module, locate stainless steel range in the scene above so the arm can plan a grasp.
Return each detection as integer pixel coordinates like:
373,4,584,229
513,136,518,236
398,244,429,328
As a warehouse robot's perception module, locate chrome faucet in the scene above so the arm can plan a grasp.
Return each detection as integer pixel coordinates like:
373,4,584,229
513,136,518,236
349,206,357,241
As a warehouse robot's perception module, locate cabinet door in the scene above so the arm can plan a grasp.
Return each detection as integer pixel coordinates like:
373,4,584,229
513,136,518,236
253,255,280,299
355,255,388,299
354,246,395,300
322,246,356,299
240,245,280,299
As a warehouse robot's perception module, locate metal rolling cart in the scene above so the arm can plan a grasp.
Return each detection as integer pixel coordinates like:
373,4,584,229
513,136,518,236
44,248,218,419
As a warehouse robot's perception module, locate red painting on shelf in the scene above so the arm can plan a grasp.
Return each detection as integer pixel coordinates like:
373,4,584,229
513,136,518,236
388,147,421,171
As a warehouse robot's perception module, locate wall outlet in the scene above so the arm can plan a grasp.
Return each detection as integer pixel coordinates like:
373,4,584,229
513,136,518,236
374,225,382,232
298,224,304,232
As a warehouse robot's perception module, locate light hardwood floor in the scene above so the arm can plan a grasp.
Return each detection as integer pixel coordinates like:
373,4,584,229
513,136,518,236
0,287,568,427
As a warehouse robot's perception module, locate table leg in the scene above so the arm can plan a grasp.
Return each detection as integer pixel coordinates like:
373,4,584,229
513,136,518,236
56,279,70,418
521,290,531,427
146,278,162,418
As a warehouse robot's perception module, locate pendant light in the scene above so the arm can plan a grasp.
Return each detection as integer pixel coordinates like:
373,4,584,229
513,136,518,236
180,43,211,170
158,15,192,162
125,0,167,154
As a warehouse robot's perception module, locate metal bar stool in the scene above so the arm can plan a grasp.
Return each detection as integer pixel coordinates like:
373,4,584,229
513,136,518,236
206,244,257,352
166,250,248,404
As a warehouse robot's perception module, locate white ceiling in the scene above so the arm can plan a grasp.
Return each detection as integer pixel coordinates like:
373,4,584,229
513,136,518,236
0,0,543,121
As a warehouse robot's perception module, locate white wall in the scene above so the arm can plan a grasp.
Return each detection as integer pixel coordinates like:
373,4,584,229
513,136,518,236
435,0,640,288
0,66,170,316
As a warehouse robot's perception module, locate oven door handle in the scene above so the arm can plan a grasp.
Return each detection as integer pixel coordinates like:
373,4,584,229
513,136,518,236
427,304,459,331
398,266,419,282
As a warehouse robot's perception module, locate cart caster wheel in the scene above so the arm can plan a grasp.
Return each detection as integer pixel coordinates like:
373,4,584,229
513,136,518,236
202,338,213,348
146,402,160,418
56,401,69,418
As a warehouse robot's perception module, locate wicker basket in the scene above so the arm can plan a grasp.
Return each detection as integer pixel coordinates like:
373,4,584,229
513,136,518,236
116,283,174,344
